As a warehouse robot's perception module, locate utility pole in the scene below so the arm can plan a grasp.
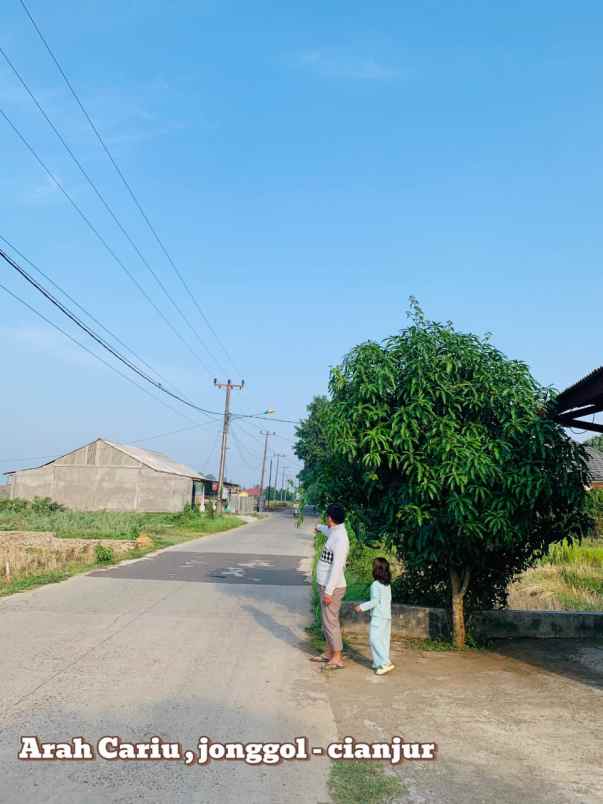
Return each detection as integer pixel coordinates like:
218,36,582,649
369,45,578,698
273,453,285,506
280,465,288,501
266,457,273,508
258,431,276,511
214,378,244,512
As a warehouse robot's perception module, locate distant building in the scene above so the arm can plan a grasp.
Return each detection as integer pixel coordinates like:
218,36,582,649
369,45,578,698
586,446,603,490
198,474,241,500
241,485,261,498
4,438,208,513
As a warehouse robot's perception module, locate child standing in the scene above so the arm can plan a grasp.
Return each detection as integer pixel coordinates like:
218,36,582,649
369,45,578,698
354,558,394,676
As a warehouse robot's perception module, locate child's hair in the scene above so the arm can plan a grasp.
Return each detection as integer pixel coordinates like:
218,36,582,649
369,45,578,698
372,557,391,585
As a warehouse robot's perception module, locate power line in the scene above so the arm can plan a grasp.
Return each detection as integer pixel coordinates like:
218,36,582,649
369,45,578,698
0,42,225,374
230,418,266,443
200,426,223,475
1,245,296,427
0,277,199,425
0,419,220,466
0,244,219,417
229,427,259,472
128,419,219,445
0,107,213,375
0,233,177,391
18,0,237,373
230,423,262,461
1,244,299,425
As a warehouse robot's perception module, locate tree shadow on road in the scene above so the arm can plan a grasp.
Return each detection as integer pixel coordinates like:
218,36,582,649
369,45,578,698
488,638,603,691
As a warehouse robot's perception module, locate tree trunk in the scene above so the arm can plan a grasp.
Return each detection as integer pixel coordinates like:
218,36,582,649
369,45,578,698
450,566,471,649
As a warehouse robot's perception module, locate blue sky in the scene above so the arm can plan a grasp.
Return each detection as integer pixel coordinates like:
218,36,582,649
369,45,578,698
1,0,602,486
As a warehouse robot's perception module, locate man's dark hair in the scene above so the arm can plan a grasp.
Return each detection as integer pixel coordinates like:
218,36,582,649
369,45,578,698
373,557,391,585
326,503,346,524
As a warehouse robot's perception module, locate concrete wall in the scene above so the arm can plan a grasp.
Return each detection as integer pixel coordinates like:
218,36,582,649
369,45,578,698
9,441,193,513
341,602,603,641
0,485,9,499
227,494,257,515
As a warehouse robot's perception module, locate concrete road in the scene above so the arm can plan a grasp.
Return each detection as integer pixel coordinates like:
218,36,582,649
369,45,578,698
0,513,335,804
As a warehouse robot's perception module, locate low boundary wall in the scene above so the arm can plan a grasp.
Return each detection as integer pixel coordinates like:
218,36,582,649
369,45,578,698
340,602,603,640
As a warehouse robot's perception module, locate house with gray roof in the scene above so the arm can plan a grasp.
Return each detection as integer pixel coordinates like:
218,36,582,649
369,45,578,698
4,438,208,512
586,446,603,489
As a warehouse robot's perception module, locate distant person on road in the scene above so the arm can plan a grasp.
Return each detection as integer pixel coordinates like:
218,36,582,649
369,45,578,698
311,503,349,670
355,558,394,675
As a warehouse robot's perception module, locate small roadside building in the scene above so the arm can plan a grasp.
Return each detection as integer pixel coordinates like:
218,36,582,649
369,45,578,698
241,485,261,499
4,438,206,513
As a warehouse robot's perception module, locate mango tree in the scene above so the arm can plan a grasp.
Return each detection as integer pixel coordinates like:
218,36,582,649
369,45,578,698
305,302,592,648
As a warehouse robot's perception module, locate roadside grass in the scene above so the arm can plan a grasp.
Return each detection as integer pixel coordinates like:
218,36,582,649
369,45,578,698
508,538,603,612
0,503,240,542
0,557,118,596
328,760,403,804
0,501,243,596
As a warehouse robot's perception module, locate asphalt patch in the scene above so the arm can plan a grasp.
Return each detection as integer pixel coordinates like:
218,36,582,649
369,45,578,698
88,551,310,586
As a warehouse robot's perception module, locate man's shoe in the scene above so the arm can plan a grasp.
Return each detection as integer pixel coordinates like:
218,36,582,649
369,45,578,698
375,664,395,676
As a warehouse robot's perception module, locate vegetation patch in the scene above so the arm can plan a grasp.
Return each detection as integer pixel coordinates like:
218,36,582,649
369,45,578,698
0,498,243,596
328,760,403,804
508,538,603,611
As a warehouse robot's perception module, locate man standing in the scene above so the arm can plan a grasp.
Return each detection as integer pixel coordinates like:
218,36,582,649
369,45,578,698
311,503,349,670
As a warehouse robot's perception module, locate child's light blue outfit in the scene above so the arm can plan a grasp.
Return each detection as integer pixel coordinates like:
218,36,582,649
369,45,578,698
358,581,392,669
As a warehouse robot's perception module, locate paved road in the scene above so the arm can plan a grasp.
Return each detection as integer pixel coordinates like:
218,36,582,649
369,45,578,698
0,513,334,803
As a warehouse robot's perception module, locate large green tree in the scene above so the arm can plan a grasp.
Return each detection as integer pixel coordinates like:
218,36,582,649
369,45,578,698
295,395,363,510
297,303,593,647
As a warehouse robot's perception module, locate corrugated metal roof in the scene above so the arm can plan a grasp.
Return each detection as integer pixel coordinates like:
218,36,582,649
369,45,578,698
586,446,603,483
5,439,207,480
105,441,205,480
555,366,603,412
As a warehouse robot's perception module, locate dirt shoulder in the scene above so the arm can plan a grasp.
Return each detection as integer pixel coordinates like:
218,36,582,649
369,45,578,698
317,633,603,803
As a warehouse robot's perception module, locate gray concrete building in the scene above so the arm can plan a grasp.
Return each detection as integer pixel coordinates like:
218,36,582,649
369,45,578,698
4,438,206,512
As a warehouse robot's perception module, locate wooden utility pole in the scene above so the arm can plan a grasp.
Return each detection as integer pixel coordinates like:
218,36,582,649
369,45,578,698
266,457,273,507
258,430,276,511
272,453,285,505
280,465,288,501
214,378,244,512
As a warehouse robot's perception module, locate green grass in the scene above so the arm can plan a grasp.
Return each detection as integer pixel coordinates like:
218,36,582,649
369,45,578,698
0,500,243,597
0,504,241,543
405,638,454,651
558,567,603,595
541,538,603,569
344,580,372,601
328,761,403,804
508,537,603,612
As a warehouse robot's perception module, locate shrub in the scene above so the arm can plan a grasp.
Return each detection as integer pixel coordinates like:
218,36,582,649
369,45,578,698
95,544,113,563
0,497,65,514
0,498,31,513
31,496,66,513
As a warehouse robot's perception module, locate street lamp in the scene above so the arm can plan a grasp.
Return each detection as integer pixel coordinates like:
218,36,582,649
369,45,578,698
231,408,276,421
